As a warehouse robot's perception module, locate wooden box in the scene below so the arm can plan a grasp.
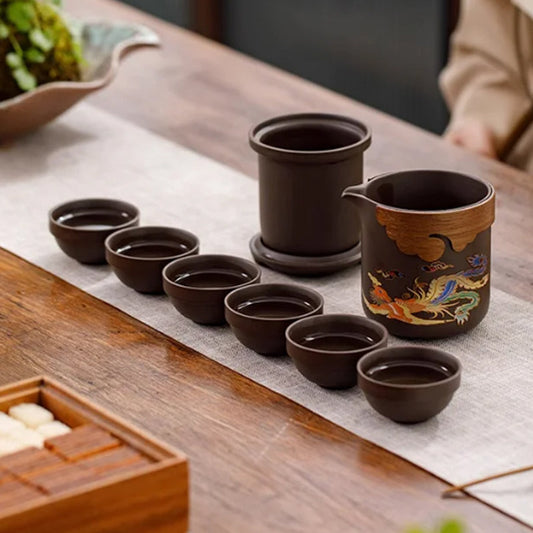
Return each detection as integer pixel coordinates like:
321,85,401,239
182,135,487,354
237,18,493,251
0,376,188,533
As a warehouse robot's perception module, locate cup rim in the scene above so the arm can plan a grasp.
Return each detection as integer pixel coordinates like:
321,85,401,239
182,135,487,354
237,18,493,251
357,346,462,390
105,226,200,262
249,113,371,162
286,313,388,356
163,254,261,293
224,283,324,323
49,198,140,234
361,169,494,215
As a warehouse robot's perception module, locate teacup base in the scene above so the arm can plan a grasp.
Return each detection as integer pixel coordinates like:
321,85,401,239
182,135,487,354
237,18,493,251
249,234,361,276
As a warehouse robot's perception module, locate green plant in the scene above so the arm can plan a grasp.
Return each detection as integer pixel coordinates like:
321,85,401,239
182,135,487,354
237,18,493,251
406,519,464,533
0,0,82,99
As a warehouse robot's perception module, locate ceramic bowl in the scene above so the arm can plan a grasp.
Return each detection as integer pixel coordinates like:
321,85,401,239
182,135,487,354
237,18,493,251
105,226,199,294
225,283,324,356
286,314,388,389
357,346,461,423
0,21,159,142
49,198,140,264
163,254,261,325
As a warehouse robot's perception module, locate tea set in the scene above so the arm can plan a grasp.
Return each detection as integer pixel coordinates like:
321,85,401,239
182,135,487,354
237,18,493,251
48,112,493,424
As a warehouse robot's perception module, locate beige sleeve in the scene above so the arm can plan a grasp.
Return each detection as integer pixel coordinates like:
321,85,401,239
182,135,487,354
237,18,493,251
440,0,532,154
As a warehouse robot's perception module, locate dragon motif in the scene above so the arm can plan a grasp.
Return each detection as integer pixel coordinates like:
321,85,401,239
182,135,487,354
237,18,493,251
364,254,489,326
421,261,454,273
376,268,405,280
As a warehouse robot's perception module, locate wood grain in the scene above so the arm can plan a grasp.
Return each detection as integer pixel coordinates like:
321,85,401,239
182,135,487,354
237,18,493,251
0,462,187,533
0,251,529,533
0,377,188,533
375,195,495,262
0,0,531,531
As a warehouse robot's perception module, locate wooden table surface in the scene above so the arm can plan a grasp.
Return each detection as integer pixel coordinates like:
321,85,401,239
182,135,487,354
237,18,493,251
1,1,532,531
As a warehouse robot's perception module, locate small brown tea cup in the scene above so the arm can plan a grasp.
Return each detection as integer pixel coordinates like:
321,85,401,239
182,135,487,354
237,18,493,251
357,346,461,423
49,198,140,264
163,254,261,325
105,226,199,294
286,314,388,389
225,283,324,356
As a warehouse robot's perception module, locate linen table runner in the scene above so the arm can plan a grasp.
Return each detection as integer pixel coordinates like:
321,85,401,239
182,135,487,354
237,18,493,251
0,105,532,526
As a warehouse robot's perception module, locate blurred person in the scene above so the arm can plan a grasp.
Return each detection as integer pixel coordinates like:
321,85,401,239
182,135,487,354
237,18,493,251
440,0,533,172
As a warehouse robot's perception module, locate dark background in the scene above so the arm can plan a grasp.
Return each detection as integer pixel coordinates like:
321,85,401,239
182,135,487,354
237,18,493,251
121,0,458,134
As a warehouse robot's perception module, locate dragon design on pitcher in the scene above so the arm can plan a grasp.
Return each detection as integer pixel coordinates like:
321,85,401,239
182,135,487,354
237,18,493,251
364,254,489,326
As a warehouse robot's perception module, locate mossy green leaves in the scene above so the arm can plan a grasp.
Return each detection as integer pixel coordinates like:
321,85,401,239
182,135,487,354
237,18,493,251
0,0,81,96
0,22,9,38
5,50,22,67
11,64,35,89
29,27,52,52
6,1,35,32
25,46,44,62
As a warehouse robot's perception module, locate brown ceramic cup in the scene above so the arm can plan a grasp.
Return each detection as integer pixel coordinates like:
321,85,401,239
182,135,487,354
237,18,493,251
249,113,371,257
286,314,388,389
49,198,140,264
105,226,199,294
343,170,495,339
357,346,461,423
163,254,261,325
225,283,324,356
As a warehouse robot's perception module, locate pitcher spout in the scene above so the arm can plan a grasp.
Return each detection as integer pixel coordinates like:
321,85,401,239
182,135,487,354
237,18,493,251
341,183,374,213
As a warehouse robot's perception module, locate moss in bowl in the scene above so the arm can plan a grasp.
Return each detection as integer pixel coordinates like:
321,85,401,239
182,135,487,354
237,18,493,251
0,0,82,101
0,5,159,141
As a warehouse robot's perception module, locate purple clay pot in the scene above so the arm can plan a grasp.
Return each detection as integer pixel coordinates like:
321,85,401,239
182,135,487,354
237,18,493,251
343,170,495,339
249,113,371,263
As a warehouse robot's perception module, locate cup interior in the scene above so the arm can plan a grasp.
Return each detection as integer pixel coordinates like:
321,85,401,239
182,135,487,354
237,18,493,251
358,346,461,387
365,170,491,211
107,227,199,260
252,115,369,154
164,255,260,291
50,199,139,231
287,315,387,354
261,123,362,152
225,284,323,321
